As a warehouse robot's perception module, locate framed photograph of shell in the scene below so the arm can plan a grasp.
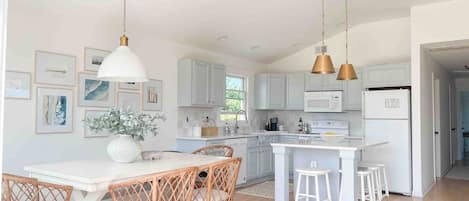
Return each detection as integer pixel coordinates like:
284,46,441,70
83,110,111,138
119,82,140,90
5,71,32,99
142,79,162,111
35,50,76,86
84,47,110,72
78,73,115,107
36,87,73,134
118,92,140,112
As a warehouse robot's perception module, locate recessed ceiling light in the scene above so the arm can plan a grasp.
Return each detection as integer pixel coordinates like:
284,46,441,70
216,35,228,41
250,45,261,50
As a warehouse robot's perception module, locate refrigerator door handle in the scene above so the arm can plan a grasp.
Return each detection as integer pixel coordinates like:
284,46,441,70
434,131,439,135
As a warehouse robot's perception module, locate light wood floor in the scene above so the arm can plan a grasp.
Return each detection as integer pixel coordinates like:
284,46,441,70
233,178,469,201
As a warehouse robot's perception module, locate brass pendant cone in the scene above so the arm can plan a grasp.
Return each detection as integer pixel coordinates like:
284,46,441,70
337,63,357,80
120,35,129,46
312,54,335,74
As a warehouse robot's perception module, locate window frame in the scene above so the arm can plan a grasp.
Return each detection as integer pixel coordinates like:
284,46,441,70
220,74,248,121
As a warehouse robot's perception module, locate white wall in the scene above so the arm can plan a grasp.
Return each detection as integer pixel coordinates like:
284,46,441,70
2,2,266,175
0,0,8,184
410,0,469,196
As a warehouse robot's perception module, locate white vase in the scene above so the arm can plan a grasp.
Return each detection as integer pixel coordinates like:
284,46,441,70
107,135,142,163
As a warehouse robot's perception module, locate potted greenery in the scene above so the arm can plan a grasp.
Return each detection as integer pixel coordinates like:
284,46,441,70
84,108,166,163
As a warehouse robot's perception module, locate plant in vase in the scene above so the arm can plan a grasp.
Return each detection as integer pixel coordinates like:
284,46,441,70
84,108,166,163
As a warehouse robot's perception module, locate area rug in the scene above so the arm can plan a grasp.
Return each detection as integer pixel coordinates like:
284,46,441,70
445,165,469,180
237,181,293,199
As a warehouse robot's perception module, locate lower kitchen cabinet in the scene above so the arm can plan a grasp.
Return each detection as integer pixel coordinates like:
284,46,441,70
246,137,275,182
247,147,259,180
259,146,274,176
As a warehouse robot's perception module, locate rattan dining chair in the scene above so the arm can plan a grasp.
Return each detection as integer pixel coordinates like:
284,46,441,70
192,145,234,158
2,173,73,201
108,167,199,201
192,158,241,201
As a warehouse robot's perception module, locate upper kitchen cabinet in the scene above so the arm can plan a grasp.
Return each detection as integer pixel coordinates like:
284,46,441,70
286,73,305,110
178,58,226,107
255,73,286,110
362,63,410,88
343,70,362,110
304,71,343,91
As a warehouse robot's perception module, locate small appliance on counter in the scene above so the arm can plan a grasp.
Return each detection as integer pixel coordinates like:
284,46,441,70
265,117,279,131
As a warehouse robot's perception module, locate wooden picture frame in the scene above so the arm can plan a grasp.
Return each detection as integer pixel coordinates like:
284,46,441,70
142,79,163,111
117,91,140,112
84,47,110,72
5,71,32,99
35,50,76,86
36,87,74,134
77,73,116,107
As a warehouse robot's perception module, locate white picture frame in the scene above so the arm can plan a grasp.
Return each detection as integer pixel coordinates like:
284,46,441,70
5,71,32,99
118,92,140,112
84,47,110,72
35,50,76,86
84,110,111,138
119,82,140,90
36,87,73,134
78,73,116,107
142,79,163,111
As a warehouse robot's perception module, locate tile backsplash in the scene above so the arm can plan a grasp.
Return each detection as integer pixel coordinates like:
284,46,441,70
265,110,363,136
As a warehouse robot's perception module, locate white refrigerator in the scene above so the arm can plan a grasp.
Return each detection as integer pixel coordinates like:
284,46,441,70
363,89,412,195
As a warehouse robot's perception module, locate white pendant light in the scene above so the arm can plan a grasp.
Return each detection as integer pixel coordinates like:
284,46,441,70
97,0,148,82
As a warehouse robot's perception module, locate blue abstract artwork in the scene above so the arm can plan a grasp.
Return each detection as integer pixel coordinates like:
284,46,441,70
84,79,109,101
42,95,67,126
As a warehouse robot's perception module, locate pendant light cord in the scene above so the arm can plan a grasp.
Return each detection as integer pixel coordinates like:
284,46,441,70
123,0,127,35
321,0,325,53
345,0,349,64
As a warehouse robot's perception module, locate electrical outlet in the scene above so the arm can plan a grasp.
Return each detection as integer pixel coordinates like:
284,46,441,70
310,160,318,168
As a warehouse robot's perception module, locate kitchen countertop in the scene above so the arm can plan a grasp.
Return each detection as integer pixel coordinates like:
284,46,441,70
271,138,387,151
176,131,364,141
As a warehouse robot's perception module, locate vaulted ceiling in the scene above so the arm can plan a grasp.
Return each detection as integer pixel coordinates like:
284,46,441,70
11,0,449,63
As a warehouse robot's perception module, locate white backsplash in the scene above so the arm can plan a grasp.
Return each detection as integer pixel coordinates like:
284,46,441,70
265,110,363,136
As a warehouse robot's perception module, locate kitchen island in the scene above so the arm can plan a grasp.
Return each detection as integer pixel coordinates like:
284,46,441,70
271,138,387,201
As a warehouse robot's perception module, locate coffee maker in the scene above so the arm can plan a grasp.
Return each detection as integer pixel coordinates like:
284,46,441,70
265,117,279,131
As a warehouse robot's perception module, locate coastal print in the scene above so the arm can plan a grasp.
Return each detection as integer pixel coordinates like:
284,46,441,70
42,95,67,126
143,80,162,111
36,87,73,133
84,47,110,72
78,73,115,107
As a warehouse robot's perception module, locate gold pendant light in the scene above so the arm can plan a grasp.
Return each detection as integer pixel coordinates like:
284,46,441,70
312,0,335,74
337,0,357,80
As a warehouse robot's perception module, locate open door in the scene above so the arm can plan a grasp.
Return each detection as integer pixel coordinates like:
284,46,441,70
432,74,441,180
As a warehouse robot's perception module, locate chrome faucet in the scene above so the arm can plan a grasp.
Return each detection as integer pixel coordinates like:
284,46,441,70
234,110,247,134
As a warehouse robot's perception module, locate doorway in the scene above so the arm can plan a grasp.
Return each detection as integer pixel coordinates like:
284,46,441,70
432,74,441,180
459,91,469,164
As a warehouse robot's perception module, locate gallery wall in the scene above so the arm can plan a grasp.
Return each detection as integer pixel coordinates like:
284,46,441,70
2,2,266,175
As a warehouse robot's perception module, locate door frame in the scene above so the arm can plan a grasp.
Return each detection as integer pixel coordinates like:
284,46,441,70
432,73,441,180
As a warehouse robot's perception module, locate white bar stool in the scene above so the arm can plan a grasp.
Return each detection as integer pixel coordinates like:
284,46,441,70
359,162,390,199
338,169,376,201
295,168,332,201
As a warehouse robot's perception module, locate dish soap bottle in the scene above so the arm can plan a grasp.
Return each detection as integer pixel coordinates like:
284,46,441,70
297,117,304,132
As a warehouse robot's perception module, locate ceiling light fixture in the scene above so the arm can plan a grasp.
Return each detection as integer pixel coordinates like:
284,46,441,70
337,0,357,80
312,0,335,74
97,0,148,82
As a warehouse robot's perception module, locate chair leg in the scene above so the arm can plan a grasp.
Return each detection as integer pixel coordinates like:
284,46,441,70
367,175,376,201
360,175,366,201
382,167,390,197
314,175,320,201
325,173,332,201
306,175,310,201
295,173,302,201
375,169,382,201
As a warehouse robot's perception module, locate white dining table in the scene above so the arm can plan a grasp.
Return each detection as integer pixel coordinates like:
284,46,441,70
24,152,227,201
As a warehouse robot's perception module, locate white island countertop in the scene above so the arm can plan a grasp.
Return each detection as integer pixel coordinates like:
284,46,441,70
271,138,387,151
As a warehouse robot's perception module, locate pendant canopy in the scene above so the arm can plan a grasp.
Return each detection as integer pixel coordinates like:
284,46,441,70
337,0,357,80
97,0,148,82
312,0,335,74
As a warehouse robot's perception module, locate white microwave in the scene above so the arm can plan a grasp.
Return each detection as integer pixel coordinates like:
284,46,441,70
304,91,343,113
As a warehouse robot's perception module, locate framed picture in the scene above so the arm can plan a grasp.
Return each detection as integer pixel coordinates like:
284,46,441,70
84,47,110,72
78,73,115,107
119,82,140,90
5,71,32,99
118,92,140,112
36,87,73,134
35,50,76,86
84,110,111,138
142,79,163,111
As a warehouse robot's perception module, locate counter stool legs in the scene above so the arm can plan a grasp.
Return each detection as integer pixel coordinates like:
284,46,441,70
295,169,332,201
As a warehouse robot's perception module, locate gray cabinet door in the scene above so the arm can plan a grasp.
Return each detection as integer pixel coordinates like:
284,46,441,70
362,63,410,88
267,74,286,109
343,71,362,110
322,72,343,90
259,146,274,176
304,73,323,91
247,148,259,180
191,60,210,105
210,64,226,106
286,73,305,110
